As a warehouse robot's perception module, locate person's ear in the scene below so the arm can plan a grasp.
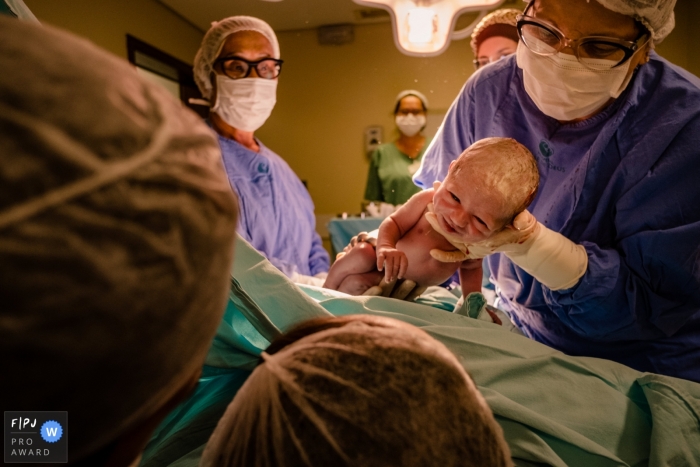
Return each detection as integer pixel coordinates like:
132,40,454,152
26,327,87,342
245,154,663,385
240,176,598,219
448,160,456,171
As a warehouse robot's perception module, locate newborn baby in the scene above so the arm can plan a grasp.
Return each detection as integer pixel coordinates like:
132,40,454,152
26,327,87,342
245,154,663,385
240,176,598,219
324,137,539,296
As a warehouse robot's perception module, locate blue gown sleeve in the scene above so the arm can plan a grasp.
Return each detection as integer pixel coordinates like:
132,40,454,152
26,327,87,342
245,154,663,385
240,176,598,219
543,114,700,341
308,230,330,276
232,182,308,279
364,148,384,202
220,139,328,279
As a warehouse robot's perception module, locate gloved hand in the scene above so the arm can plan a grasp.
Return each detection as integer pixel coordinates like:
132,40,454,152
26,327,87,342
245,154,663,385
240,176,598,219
497,214,588,290
446,215,587,291
428,196,586,290
426,180,538,262
426,209,538,261
362,277,427,302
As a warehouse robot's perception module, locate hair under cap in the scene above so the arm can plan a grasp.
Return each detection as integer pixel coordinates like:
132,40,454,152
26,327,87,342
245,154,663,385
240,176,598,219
0,16,238,461
194,15,280,100
200,315,512,467
394,89,429,112
470,9,520,56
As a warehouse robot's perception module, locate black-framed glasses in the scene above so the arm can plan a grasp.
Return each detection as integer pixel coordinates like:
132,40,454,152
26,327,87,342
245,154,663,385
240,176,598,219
214,56,284,80
516,0,649,70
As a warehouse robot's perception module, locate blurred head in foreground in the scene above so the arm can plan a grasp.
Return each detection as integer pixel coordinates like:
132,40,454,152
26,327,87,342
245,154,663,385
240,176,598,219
201,315,513,467
0,16,238,466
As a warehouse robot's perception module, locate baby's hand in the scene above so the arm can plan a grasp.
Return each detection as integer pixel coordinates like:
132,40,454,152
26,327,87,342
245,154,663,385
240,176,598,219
376,247,408,282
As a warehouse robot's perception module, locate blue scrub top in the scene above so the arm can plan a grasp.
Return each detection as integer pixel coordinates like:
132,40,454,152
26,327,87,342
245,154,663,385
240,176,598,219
414,53,700,383
217,134,329,277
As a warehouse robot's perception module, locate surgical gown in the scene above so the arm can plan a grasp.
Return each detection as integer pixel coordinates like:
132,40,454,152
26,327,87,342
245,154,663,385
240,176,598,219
217,135,329,278
413,53,700,383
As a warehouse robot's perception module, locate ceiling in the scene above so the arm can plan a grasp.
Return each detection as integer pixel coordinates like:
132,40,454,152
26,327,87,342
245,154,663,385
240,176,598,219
157,0,524,34
157,0,394,34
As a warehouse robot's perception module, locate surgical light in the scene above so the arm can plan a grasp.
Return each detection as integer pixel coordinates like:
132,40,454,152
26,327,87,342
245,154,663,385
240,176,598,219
353,0,506,56
407,8,436,44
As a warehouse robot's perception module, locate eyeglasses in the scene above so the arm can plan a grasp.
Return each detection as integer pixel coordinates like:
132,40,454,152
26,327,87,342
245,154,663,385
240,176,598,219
473,54,510,70
516,0,649,70
214,56,284,80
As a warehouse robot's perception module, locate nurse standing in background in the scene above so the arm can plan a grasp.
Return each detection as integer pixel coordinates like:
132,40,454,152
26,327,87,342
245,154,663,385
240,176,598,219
193,16,330,284
364,90,431,206
414,0,700,383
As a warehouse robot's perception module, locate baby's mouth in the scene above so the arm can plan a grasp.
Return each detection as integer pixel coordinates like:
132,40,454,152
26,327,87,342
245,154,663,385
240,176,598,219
440,215,458,234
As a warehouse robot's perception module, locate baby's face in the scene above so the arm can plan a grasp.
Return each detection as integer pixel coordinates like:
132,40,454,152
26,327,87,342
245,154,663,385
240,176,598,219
432,170,509,244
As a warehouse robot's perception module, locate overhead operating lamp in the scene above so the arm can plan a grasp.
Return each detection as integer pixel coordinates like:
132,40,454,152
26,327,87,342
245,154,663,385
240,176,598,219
353,0,506,56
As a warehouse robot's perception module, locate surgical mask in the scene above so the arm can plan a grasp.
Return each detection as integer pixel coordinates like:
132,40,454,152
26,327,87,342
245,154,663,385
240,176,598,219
211,75,277,132
516,42,633,121
395,114,426,137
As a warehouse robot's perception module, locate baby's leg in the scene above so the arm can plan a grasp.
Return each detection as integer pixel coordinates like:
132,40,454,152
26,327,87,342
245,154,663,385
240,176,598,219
459,259,483,296
337,270,383,296
323,242,378,290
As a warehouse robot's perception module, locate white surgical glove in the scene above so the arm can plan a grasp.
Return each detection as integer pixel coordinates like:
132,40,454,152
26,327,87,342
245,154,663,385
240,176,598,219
496,211,588,291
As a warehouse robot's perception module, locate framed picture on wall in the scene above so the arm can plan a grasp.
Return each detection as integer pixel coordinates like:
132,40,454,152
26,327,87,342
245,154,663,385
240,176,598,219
126,34,208,119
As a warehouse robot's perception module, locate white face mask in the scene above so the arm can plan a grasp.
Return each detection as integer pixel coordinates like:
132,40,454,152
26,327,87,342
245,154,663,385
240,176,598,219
395,114,426,137
516,42,633,121
211,75,277,132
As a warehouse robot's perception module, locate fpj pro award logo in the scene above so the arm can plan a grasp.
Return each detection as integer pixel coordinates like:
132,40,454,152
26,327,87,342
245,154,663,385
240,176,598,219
4,411,68,463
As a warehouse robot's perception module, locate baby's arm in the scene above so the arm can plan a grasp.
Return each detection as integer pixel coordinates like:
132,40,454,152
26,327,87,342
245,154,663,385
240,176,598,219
376,189,434,282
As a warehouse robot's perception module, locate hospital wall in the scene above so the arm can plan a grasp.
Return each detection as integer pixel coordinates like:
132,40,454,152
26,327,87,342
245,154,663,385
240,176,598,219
23,0,202,64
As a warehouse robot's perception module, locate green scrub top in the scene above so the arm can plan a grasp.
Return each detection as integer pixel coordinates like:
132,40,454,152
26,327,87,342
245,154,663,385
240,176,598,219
364,139,430,205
